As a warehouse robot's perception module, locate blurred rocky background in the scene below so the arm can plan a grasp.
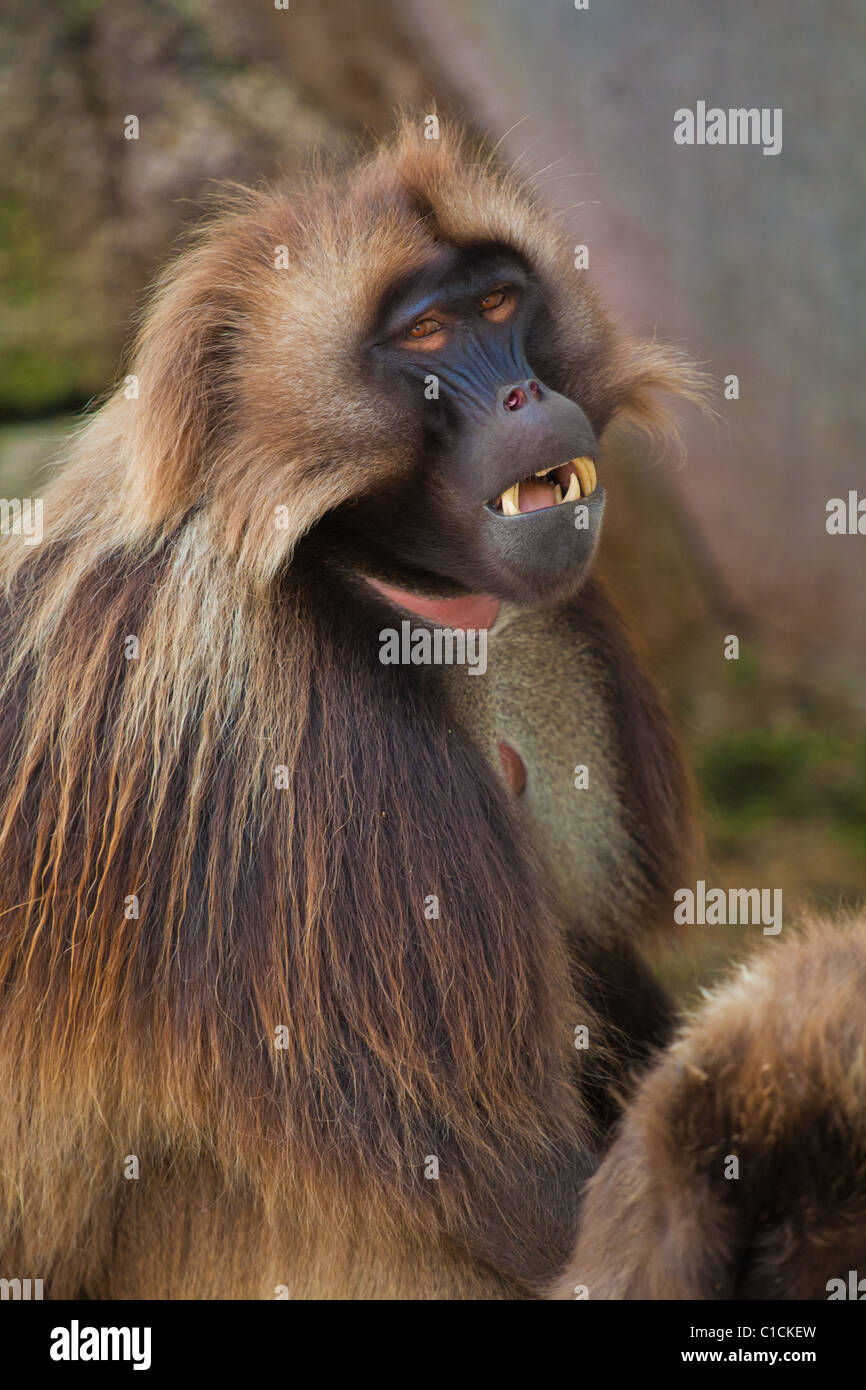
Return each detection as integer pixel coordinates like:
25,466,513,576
1,0,863,996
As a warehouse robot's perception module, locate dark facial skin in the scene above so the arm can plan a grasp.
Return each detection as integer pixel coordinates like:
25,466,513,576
321,244,605,606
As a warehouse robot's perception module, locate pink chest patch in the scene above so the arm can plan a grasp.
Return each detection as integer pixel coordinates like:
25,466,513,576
366,578,500,630
365,577,522,793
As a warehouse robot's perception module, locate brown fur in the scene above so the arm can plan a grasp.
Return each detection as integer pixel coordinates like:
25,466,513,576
554,917,866,1299
0,120,704,1298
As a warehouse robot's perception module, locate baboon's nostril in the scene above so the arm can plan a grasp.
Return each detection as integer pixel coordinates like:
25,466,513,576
504,388,526,411
528,380,541,399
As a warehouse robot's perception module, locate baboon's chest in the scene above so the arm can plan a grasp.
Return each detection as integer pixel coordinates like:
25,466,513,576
437,602,639,928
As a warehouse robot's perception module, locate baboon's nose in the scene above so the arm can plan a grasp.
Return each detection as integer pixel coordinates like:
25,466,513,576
500,380,542,411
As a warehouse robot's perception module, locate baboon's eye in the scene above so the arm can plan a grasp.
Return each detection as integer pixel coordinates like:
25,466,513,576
479,287,515,321
401,315,450,351
408,317,443,340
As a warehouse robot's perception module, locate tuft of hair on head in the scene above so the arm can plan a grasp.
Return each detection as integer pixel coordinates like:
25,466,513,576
603,335,716,462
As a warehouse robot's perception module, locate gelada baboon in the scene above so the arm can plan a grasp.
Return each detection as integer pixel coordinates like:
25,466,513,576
0,119,863,1300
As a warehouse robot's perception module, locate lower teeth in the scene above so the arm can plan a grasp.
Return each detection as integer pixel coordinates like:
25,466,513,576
495,458,596,513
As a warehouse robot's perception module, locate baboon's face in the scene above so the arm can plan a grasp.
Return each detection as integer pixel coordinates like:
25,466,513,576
319,242,605,606
128,131,693,595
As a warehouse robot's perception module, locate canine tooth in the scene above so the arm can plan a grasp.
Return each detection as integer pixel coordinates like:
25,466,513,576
552,483,563,504
586,458,597,491
500,483,520,516
563,472,581,503
574,457,595,497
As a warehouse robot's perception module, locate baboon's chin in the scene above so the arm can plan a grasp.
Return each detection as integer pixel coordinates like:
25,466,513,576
478,485,605,606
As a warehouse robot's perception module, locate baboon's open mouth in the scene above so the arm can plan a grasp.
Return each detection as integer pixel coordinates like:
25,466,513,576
487,456,598,515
